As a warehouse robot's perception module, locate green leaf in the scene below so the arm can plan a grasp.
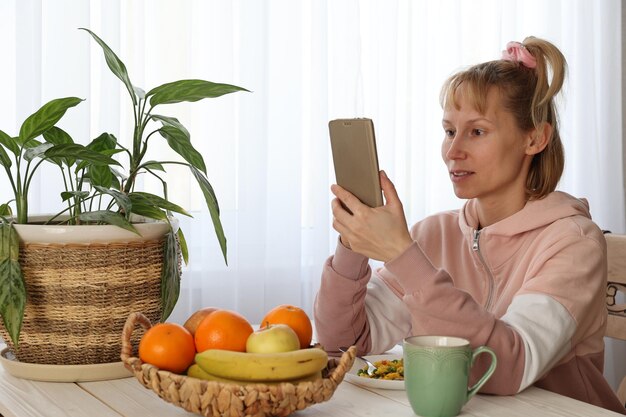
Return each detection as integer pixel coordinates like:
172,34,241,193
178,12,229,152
160,231,180,320
78,210,139,234
88,165,113,188
23,139,42,148
142,161,166,172
158,125,207,174
93,186,132,213
128,203,168,221
43,127,75,167
24,143,54,162
99,148,124,157
134,86,146,100
80,28,137,106
44,144,121,166
110,173,121,191
60,191,90,202
147,79,249,107
0,143,11,168
87,132,117,152
43,126,74,145
150,115,189,136
153,116,205,173
0,204,12,217
18,97,83,144
75,150,122,172
110,167,127,180
190,166,227,264
0,224,25,347
129,192,191,217
176,227,189,265
0,259,25,347
109,167,127,186
95,167,125,192
0,130,19,156
0,222,19,261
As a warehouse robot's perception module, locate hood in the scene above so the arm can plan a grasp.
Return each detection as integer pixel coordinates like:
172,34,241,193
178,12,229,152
459,191,592,237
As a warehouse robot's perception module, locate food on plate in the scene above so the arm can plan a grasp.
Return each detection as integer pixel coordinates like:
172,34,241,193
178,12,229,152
139,322,196,374
357,358,404,380
183,306,219,335
194,309,253,353
195,346,328,382
261,304,313,349
246,323,300,353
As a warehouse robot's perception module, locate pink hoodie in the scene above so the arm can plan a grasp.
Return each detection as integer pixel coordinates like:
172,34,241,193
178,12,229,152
315,191,626,414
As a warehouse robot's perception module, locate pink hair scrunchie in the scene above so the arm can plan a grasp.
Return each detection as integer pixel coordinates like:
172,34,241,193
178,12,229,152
501,41,537,69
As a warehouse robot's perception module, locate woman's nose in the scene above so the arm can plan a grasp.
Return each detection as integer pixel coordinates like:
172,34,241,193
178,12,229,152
443,136,466,160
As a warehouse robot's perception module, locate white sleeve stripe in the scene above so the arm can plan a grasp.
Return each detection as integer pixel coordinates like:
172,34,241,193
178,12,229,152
365,276,412,354
500,293,576,392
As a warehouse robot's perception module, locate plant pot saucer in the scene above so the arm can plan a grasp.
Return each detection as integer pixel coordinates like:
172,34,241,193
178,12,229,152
0,347,132,382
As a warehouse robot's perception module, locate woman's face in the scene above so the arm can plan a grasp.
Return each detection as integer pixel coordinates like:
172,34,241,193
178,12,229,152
441,86,533,205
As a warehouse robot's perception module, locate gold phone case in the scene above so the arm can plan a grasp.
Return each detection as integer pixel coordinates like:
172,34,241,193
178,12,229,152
329,118,383,208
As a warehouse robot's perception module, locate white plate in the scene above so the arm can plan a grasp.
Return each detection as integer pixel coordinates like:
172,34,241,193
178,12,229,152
345,354,405,390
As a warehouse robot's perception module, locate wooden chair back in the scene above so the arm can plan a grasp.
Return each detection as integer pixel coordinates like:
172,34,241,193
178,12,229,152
605,233,626,404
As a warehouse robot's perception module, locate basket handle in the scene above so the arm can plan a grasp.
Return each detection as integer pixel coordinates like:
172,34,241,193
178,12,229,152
328,345,357,384
120,312,153,363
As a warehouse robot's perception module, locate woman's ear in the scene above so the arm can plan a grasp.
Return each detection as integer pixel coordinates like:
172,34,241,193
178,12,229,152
525,123,553,155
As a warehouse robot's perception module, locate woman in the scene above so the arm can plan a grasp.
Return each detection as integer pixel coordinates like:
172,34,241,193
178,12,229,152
314,37,626,413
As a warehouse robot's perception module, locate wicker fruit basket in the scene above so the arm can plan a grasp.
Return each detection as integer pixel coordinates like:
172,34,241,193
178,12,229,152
121,312,357,417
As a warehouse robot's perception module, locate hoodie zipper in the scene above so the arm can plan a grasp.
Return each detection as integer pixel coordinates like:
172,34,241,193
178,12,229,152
472,229,495,311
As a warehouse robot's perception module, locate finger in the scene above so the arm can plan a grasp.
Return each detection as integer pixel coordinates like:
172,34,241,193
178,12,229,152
331,212,350,239
380,170,401,206
331,197,353,227
332,216,348,236
331,197,346,217
330,184,364,214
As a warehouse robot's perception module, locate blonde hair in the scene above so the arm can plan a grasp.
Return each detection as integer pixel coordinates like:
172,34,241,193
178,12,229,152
440,36,567,200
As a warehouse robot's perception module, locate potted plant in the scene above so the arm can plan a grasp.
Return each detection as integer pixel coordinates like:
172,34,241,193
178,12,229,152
0,28,248,366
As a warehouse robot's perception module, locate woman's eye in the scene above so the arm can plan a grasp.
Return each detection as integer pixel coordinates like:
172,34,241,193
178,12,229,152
471,128,485,136
444,129,455,138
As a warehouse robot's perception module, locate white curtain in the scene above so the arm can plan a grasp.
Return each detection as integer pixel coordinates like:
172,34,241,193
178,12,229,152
0,0,623,386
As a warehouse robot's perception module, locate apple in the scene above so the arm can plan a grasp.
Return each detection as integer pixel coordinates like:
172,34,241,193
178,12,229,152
246,324,301,353
183,307,219,336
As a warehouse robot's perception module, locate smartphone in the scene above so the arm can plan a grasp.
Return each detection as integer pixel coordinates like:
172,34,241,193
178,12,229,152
328,118,383,208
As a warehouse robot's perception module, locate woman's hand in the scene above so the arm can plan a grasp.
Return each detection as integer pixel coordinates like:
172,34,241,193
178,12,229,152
331,171,413,262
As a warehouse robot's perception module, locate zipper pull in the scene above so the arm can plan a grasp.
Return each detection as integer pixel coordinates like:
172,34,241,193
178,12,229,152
472,229,481,251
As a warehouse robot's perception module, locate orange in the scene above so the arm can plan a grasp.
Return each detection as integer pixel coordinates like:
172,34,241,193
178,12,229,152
194,309,253,353
139,322,195,374
261,304,313,349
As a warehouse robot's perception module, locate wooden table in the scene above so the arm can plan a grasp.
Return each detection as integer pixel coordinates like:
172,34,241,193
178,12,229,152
0,361,623,417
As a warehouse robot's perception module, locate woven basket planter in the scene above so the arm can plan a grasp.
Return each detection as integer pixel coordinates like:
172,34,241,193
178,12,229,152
0,216,176,365
122,312,357,417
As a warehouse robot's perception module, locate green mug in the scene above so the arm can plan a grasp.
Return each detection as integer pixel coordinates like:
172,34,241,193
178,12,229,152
403,335,497,417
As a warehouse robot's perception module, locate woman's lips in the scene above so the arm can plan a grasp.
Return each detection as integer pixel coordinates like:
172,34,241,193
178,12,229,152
449,170,474,182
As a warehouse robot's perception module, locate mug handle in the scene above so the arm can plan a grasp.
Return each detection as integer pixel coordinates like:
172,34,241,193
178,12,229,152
467,346,497,400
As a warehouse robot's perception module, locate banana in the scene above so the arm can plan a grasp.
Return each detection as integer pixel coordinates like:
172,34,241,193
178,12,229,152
195,347,328,382
187,363,214,379
187,363,322,385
